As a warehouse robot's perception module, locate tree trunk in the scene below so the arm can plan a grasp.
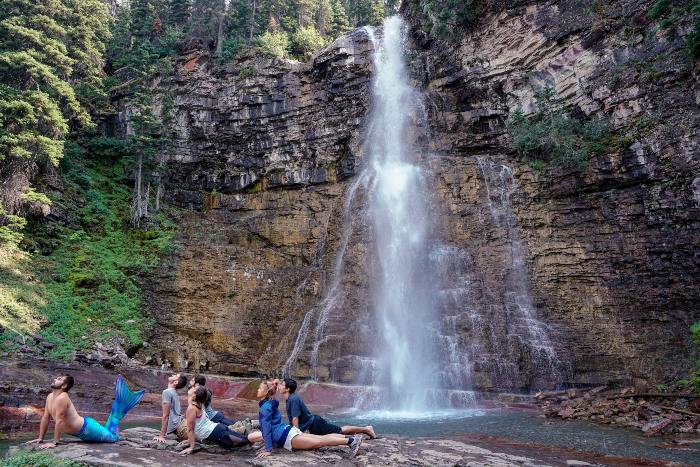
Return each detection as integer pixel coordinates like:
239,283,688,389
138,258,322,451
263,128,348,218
248,0,256,41
215,0,226,55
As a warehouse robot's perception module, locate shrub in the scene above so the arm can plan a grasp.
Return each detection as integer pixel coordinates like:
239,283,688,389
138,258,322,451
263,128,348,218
407,0,479,41
689,1,700,60
2,449,84,467
507,87,612,167
255,31,290,59
289,26,327,60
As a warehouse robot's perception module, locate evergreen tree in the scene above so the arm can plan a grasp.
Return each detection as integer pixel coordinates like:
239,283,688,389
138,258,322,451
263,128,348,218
170,0,192,26
0,0,110,167
329,0,352,38
295,0,317,28
130,0,157,42
315,0,332,34
368,0,384,25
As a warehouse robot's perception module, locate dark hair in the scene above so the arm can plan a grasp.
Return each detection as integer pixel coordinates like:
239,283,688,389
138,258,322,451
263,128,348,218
194,374,206,386
175,374,188,390
284,378,297,394
62,374,75,392
260,380,278,399
193,386,208,405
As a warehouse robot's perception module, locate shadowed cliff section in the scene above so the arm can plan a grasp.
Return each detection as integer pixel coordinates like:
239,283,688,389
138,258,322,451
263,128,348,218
401,0,700,388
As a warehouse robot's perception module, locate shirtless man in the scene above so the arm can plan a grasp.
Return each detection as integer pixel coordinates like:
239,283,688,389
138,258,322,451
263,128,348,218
28,373,144,448
27,375,82,449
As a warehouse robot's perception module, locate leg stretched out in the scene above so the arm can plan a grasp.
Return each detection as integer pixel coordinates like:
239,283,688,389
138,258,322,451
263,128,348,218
76,375,144,443
290,433,348,450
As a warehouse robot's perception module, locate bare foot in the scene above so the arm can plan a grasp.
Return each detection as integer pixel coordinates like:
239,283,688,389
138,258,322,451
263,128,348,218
366,425,376,439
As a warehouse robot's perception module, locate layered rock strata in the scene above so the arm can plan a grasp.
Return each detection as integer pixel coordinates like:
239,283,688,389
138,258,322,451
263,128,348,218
135,0,700,392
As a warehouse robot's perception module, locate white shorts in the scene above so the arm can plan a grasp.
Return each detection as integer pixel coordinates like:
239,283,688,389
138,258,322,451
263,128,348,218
283,426,303,451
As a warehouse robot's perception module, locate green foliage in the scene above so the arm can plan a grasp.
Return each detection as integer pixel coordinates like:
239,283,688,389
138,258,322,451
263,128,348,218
0,135,176,358
289,26,326,59
21,187,53,206
238,64,256,79
256,30,290,58
407,0,479,41
329,0,352,38
2,449,84,467
0,202,27,247
0,0,110,167
689,321,700,394
647,0,669,19
507,87,613,168
689,1,700,60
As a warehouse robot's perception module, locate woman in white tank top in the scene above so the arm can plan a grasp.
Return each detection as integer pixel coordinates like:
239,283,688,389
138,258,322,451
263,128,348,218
181,386,249,455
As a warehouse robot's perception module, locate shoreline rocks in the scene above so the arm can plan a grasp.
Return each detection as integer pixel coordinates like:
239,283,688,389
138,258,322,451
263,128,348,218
536,386,700,438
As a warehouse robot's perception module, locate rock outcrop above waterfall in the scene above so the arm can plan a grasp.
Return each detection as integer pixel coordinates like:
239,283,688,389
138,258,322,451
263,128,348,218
133,0,700,391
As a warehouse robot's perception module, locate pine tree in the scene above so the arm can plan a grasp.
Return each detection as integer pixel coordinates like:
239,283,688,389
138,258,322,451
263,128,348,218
295,0,318,28
0,0,110,244
368,0,384,25
329,0,352,38
130,0,157,42
315,0,332,35
0,0,110,166
170,0,192,26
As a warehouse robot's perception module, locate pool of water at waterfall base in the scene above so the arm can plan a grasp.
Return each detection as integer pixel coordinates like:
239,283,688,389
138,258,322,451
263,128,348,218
332,409,699,464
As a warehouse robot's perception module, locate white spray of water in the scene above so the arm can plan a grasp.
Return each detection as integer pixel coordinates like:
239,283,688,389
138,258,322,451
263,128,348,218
366,16,444,411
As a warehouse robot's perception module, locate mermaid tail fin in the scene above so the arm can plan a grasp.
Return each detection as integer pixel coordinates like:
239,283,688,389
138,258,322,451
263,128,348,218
105,374,145,436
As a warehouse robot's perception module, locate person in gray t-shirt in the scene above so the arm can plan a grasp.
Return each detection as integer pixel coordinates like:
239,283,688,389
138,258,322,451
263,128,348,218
153,373,188,442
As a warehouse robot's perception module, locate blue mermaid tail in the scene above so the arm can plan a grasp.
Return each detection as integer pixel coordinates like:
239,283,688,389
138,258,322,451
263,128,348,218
76,374,145,443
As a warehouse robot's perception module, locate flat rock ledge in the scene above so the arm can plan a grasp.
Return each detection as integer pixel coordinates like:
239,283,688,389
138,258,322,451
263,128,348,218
12,427,561,466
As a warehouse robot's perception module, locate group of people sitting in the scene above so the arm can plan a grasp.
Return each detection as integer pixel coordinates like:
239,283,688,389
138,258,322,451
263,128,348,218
30,372,376,459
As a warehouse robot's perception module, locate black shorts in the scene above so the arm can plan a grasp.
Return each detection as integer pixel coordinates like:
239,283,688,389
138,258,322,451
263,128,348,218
309,416,342,435
205,423,247,449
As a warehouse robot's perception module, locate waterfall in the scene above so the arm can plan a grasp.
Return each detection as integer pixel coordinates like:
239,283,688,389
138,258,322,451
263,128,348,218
476,157,564,385
366,16,445,412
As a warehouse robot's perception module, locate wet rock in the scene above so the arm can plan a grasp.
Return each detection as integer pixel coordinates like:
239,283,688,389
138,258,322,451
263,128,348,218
11,427,569,466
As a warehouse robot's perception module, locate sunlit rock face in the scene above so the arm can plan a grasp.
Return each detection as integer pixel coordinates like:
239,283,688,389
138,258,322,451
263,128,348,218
136,0,700,392
135,30,377,377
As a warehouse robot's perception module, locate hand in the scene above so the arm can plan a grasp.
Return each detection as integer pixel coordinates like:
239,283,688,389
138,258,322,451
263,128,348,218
256,449,271,458
25,438,43,445
180,447,193,456
153,435,166,443
39,442,57,449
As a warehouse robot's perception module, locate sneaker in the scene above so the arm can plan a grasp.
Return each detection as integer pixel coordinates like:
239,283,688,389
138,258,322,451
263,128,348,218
348,435,363,458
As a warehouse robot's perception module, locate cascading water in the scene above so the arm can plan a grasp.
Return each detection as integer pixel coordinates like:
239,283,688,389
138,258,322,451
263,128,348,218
284,16,564,410
365,17,445,412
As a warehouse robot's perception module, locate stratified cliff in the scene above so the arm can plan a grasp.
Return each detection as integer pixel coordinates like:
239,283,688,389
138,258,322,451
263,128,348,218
134,0,700,391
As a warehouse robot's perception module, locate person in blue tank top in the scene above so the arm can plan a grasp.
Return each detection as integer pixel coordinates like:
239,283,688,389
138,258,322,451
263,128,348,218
247,380,363,459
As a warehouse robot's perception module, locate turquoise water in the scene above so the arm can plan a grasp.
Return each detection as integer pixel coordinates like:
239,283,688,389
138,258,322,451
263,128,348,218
334,409,699,465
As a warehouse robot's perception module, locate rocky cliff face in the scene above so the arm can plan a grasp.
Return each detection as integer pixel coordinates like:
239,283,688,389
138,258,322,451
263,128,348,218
402,0,700,388
136,0,700,392
134,29,376,378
